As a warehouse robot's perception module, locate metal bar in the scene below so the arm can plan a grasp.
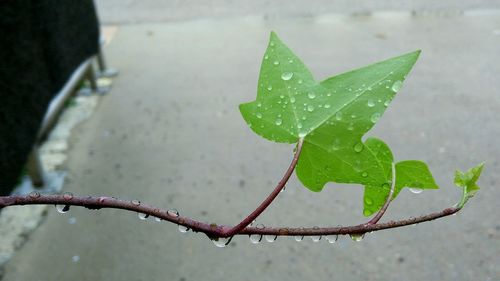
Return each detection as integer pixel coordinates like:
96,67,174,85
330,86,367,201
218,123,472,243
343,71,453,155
26,147,45,187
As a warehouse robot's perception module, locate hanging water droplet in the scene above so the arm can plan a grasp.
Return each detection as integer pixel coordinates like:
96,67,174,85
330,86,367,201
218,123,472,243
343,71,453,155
294,235,304,242
324,104,331,109
281,72,293,81
409,188,423,194
347,123,354,131
353,142,364,153
249,234,262,244
370,113,381,123
212,237,232,248
138,213,149,220
391,80,403,92
350,233,365,242
131,199,140,206
55,204,70,214
361,172,368,178
178,225,189,233
307,92,316,99
326,235,338,244
335,112,343,121
63,192,73,200
29,191,40,198
167,209,179,218
273,61,280,66
275,118,282,125
256,113,262,119
311,235,322,242
155,217,162,222
367,100,375,107
265,235,277,243
307,105,314,112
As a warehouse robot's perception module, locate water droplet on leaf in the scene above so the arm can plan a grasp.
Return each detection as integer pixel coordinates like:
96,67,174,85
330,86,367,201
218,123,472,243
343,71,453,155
370,112,381,123
367,100,375,107
281,72,293,81
307,105,314,112
307,92,316,99
275,118,282,125
273,61,280,66
353,142,364,153
391,80,403,92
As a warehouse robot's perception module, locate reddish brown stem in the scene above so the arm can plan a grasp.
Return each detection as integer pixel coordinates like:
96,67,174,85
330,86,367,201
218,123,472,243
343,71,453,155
0,193,460,237
221,138,304,237
367,162,396,225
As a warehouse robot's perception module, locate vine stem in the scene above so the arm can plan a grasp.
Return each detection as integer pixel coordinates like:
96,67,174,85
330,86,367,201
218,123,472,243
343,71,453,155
367,162,396,225
0,137,463,238
221,138,304,237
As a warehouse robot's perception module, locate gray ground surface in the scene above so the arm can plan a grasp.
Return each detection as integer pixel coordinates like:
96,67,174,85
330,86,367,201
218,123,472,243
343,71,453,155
3,10,500,281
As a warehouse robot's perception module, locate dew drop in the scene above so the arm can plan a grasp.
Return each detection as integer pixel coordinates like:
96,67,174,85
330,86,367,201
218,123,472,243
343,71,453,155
294,235,304,242
307,105,314,112
370,113,381,123
335,112,343,121
257,102,262,107
290,97,296,103
347,123,354,131
281,72,293,81
249,234,262,244
307,92,316,99
265,235,277,243
166,209,179,218
178,225,189,233
367,100,375,107
55,204,70,214
326,235,338,244
256,113,262,119
155,217,162,222
363,209,372,216
384,99,391,107
273,61,280,66
298,79,303,84
353,142,364,153
350,233,365,242
365,197,373,205
63,192,73,200
267,85,273,91
29,191,40,198
275,118,283,126
361,172,368,178
138,213,149,220
332,139,341,151
324,104,331,109
212,237,232,248
311,235,322,242
391,80,403,92
264,55,269,60
297,123,303,129
131,199,140,206
409,188,423,194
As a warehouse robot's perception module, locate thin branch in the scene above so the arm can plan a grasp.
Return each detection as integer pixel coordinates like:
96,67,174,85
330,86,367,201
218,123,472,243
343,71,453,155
367,162,396,225
221,138,304,237
0,193,461,237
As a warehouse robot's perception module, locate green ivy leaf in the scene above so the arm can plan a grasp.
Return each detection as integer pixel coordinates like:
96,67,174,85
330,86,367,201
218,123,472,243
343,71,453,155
455,163,484,208
240,32,421,192
363,159,439,217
